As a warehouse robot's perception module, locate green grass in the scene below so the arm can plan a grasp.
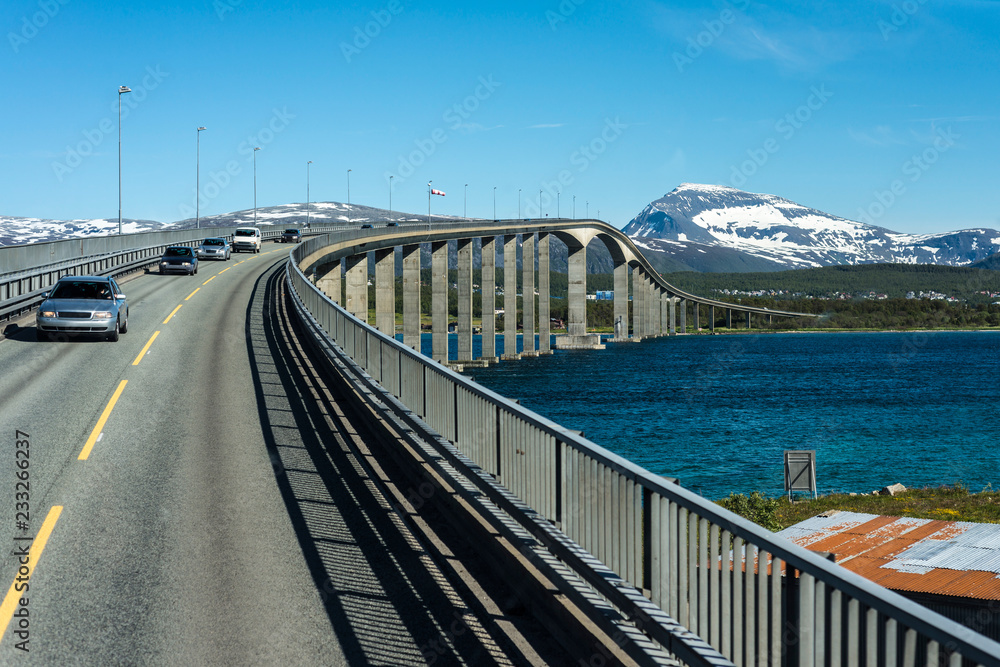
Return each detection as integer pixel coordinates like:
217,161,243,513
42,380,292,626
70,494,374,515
770,484,1000,529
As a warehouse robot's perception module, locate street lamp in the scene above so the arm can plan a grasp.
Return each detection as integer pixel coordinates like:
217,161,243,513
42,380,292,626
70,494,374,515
518,189,521,219
117,85,131,235
196,126,206,229
347,168,352,223
586,200,589,219
464,183,468,218
389,174,394,220
557,191,560,219
306,160,312,229
573,194,576,220
493,186,497,220
539,189,542,218
253,147,260,226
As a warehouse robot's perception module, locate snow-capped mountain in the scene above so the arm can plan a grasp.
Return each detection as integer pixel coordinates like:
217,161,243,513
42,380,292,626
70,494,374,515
0,202,449,246
624,183,1000,272
0,216,165,246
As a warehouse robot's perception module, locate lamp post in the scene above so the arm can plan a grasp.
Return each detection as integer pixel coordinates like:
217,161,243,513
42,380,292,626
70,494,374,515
389,175,393,220
306,160,312,229
557,191,560,218
586,200,589,219
518,189,521,219
493,186,496,220
573,194,576,219
196,126,206,229
117,85,131,235
464,183,468,218
539,189,542,218
253,147,260,226
347,168,352,222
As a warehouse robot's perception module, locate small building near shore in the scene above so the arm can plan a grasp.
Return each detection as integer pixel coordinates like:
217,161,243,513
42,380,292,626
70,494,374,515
778,511,1000,642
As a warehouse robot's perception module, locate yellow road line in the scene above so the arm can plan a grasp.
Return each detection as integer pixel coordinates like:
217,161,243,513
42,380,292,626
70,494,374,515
78,380,128,460
163,304,182,324
184,288,200,301
202,275,216,285
132,331,160,366
0,506,63,647
219,267,231,274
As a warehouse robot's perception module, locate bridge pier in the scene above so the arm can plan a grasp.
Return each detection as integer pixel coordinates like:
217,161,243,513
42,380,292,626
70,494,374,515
522,233,537,357
668,296,676,335
556,241,603,349
402,244,420,350
631,266,643,341
538,233,552,354
726,307,732,330
693,302,700,331
317,259,341,306
479,236,497,361
375,248,394,337
709,305,715,333
679,298,686,334
649,279,660,336
456,238,474,364
345,253,368,323
746,311,752,329
502,235,519,359
432,240,448,362
612,260,630,342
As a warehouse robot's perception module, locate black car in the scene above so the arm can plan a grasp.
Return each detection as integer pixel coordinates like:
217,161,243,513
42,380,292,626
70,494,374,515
280,228,302,243
361,224,373,229
386,222,398,227
158,246,199,275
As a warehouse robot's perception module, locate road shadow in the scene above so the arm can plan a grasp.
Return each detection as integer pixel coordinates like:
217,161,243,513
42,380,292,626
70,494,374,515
245,265,522,666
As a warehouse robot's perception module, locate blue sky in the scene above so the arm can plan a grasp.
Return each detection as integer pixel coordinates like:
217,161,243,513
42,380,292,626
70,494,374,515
2,0,999,234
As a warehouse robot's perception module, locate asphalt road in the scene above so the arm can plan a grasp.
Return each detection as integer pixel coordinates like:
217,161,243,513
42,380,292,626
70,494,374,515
0,245,557,665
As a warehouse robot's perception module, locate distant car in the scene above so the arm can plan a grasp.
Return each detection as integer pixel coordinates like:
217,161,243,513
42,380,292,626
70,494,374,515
36,275,129,342
159,246,199,275
232,227,262,253
280,228,302,243
361,224,373,229
197,237,230,260
386,221,398,227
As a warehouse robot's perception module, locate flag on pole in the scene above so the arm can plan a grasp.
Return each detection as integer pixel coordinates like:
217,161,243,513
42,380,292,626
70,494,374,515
431,188,446,196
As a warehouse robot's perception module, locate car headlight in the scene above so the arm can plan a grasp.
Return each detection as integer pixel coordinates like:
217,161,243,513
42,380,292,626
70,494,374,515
40,311,55,318
93,312,113,320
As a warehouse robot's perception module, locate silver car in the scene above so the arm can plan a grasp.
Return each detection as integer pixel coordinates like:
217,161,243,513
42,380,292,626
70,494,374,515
36,275,129,342
197,237,231,260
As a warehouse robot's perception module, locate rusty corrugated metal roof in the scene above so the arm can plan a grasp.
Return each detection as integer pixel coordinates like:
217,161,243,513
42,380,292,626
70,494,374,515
777,511,1000,600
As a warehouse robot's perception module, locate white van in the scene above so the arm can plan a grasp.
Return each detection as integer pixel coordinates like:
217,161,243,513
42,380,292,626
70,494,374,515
233,227,262,253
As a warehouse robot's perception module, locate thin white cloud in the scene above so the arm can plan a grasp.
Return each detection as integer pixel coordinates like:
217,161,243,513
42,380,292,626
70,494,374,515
528,123,565,129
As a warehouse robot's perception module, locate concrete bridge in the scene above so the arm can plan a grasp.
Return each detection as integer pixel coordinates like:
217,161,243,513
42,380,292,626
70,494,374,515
1,219,997,666
300,218,812,366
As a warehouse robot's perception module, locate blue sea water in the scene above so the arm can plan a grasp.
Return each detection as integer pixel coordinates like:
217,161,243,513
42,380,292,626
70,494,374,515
436,331,1000,500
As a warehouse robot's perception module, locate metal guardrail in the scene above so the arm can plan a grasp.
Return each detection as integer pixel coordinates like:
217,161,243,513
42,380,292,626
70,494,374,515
0,226,331,322
286,230,1000,667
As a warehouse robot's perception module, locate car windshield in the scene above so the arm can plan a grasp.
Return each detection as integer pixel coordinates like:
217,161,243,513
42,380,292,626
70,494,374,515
235,229,254,236
164,247,191,257
285,229,298,234
203,239,224,246
49,280,112,300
